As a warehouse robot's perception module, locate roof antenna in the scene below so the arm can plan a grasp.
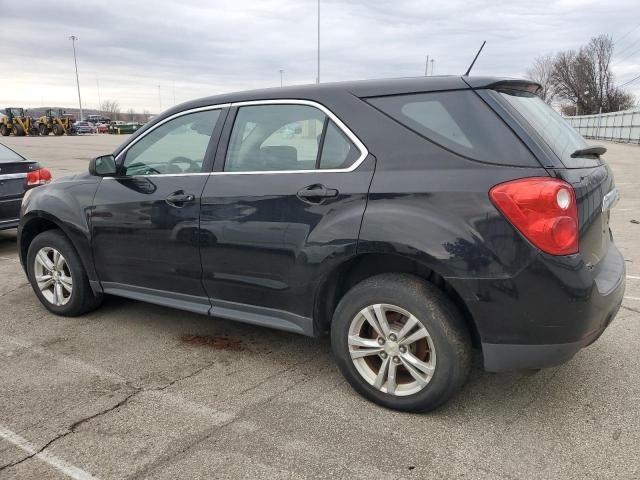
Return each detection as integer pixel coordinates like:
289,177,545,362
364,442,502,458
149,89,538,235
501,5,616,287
464,40,486,76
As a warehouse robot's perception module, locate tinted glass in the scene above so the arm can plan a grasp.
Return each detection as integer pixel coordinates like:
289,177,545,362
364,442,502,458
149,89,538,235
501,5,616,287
367,90,536,166
123,109,220,175
498,90,599,168
319,122,359,169
225,105,325,172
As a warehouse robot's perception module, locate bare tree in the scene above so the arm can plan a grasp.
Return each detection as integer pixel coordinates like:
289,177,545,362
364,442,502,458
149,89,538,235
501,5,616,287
127,108,136,121
100,100,121,120
526,54,556,104
551,35,635,114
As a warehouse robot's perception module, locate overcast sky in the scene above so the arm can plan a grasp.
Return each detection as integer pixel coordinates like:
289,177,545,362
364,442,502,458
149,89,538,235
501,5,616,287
1,0,639,113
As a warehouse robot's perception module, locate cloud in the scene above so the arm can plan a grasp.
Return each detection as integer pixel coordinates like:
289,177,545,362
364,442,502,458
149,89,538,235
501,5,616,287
1,0,638,112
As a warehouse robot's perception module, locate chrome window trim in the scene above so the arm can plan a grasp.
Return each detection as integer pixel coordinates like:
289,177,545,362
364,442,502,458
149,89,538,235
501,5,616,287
105,99,368,180
113,104,231,165
0,172,27,181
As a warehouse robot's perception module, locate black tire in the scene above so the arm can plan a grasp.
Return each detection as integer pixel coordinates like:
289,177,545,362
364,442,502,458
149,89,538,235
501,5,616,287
331,273,472,412
26,230,103,316
53,124,64,136
29,126,39,136
0,125,8,136
12,124,25,136
39,124,49,136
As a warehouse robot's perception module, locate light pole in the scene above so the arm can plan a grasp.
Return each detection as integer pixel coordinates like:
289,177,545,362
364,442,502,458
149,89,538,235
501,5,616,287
430,59,435,76
279,69,284,87
425,55,429,76
316,0,320,83
158,84,162,112
69,35,83,121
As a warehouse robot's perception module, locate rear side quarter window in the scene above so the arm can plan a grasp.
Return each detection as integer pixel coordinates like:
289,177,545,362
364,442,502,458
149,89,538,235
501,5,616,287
366,90,538,167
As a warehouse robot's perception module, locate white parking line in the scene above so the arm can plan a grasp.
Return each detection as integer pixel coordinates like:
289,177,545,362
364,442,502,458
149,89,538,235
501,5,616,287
0,425,98,480
0,336,128,384
625,296,640,301
627,275,640,280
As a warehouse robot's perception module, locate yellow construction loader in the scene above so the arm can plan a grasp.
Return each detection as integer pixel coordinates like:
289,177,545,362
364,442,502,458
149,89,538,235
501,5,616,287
37,109,76,136
0,108,39,136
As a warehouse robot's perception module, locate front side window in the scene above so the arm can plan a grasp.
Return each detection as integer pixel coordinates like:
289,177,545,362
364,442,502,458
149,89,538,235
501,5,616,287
224,104,360,172
122,109,220,175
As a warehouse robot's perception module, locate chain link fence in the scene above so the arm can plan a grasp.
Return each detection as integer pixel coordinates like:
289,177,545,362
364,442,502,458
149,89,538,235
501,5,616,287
565,109,640,144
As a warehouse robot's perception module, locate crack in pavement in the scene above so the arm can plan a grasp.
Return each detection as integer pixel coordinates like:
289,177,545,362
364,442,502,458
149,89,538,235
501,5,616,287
0,358,223,475
0,282,29,298
621,304,640,315
125,359,316,480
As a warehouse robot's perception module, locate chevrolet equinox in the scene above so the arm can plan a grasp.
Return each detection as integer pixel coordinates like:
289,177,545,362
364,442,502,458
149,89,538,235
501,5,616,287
18,76,625,412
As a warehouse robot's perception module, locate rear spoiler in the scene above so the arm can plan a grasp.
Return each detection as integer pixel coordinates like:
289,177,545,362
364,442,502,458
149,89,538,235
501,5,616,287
462,78,542,95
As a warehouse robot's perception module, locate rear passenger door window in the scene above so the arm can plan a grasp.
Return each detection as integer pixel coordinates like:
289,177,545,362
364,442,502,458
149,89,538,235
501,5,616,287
367,90,535,166
224,104,361,172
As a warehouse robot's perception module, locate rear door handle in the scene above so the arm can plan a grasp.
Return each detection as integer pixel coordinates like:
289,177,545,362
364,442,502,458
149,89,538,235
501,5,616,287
166,192,195,207
296,184,339,203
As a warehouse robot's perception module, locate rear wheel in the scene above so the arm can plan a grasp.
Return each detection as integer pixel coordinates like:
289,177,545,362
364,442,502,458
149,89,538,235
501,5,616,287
29,126,39,136
53,124,64,136
38,124,49,136
331,273,471,412
26,230,103,316
12,124,25,136
0,125,8,136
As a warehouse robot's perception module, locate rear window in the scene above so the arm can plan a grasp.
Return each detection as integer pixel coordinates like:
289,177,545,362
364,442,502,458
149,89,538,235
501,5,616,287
497,90,600,168
366,90,537,166
0,143,25,163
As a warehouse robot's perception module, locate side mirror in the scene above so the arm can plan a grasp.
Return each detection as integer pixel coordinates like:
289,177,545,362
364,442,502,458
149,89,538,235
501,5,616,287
89,155,117,176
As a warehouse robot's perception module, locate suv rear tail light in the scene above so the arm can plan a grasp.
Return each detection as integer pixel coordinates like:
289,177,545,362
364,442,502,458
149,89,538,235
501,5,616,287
489,177,578,256
26,168,52,186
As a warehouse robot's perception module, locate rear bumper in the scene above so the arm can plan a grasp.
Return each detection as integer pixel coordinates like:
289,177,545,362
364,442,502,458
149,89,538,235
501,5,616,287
449,242,626,371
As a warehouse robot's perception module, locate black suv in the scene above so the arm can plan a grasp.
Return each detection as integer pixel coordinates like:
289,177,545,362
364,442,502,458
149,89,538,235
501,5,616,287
18,76,625,412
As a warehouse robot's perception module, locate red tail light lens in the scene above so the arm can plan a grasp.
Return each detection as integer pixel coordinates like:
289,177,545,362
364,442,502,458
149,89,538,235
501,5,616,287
26,168,53,186
489,177,578,256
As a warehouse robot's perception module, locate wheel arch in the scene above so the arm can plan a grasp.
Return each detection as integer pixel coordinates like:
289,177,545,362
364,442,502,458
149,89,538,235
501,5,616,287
19,213,98,292
313,252,481,348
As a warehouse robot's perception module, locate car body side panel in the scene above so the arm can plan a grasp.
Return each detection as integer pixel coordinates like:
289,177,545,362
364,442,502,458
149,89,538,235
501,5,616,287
18,174,101,281
200,156,376,322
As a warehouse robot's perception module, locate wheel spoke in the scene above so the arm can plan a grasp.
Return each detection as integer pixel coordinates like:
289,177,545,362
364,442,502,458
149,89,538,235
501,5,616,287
360,306,384,337
348,335,380,348
59,275,73,293
372,304,391,337
53,250,61,270
36,251,54,271
399,355,430,387
373,355,390,390
386,360,398,394
400,326,429,345
396,315,419,343
54,283,65,305
349,347,384,359
401,351,435,377
37,278,54,290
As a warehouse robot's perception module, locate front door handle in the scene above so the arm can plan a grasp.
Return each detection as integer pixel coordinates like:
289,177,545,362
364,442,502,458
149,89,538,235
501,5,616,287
296,184,339,203
166,191,195,207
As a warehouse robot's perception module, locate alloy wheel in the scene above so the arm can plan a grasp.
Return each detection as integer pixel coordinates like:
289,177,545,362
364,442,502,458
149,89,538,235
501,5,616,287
348,304,436,396
33,247,73,306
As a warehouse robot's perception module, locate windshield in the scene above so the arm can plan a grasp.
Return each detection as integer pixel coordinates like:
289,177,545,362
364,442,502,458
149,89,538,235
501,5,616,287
498,89,601,168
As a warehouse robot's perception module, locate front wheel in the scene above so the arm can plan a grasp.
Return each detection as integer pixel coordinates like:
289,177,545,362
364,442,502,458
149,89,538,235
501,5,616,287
26,230,103,316
331,273,471,412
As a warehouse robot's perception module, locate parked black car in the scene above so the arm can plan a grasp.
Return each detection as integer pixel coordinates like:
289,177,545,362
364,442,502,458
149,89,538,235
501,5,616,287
18,76,625,411
0,143,51,230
